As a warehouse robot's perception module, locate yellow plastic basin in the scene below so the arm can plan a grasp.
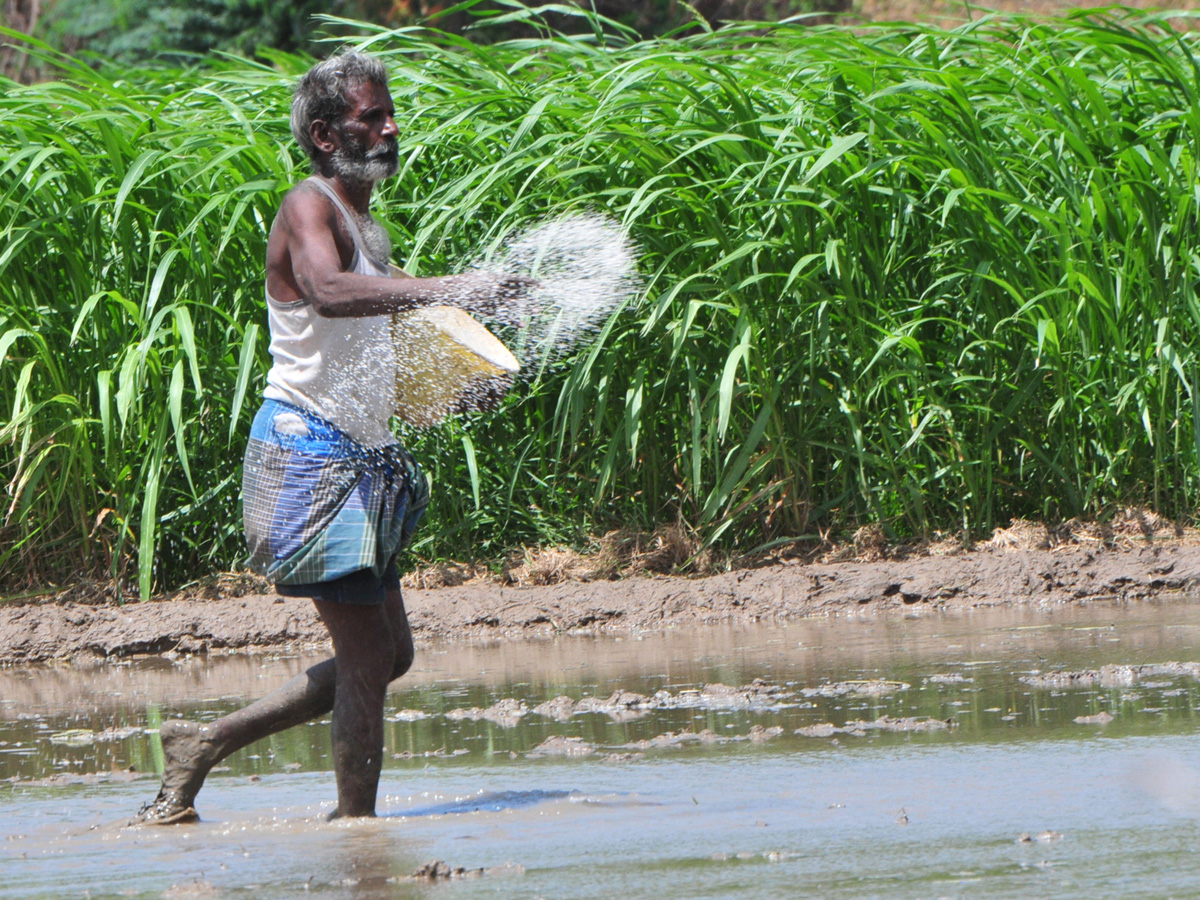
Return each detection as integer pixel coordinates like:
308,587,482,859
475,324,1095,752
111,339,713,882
391,305,520,427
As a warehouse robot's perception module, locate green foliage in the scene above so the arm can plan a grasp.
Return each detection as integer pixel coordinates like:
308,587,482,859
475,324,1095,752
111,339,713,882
461,0,853,39
22,0,852,71
0,30,296,595
38,0,330,62
4,9,1200,598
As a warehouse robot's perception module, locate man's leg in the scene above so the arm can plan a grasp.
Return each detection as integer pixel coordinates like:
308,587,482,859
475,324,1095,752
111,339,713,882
135,657,337,823
316,591,407,818
135,588,415,823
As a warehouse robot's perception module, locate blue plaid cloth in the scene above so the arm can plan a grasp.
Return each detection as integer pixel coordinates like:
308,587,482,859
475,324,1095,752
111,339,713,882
242,400,429,585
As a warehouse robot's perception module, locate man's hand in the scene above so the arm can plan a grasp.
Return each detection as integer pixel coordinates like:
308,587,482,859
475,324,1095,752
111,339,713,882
455,272,539,323
452,372,515,415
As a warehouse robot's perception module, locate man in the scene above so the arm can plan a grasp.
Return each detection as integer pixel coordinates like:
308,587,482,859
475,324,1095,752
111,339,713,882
135,50,524,824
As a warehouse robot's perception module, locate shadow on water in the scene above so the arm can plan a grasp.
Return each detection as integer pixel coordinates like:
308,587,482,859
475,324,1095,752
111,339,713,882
5,600,1200,898
391,788,577,817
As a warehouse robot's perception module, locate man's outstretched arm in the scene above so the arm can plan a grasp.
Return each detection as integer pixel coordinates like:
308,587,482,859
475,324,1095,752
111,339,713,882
275,189,525,319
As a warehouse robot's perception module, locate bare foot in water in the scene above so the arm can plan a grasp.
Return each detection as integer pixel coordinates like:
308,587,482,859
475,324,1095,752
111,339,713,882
132,720,219,825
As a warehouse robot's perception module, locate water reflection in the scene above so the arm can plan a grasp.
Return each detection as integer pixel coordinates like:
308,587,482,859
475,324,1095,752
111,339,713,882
3,602,1200,784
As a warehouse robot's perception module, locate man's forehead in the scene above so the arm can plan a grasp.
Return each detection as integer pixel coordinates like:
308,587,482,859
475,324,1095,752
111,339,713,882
344,80,393,111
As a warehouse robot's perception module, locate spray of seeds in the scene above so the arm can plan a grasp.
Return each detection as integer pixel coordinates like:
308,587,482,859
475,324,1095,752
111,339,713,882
471,211,642,376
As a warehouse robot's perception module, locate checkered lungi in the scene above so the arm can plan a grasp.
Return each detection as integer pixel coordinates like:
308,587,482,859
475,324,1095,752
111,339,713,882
241,399,429,586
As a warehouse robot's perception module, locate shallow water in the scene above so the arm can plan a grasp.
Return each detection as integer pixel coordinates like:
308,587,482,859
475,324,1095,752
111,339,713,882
5,601,1200,898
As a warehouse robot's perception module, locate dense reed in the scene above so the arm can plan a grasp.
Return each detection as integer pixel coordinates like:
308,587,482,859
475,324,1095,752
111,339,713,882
4,8,1200,597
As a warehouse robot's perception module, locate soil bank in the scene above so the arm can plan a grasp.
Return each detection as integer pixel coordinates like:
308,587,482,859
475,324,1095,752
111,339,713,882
3,538,1200,665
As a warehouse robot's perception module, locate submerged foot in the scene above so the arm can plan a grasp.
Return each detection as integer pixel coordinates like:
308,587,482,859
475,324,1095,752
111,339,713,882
132,720,218,825
134,789,199,825
325,807,378,822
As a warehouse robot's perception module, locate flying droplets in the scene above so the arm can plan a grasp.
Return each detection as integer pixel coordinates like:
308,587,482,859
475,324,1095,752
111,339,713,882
473,211,642,375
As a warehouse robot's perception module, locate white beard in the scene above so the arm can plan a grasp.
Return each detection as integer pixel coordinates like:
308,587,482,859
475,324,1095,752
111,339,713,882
330,148,399,185
330,135,400,187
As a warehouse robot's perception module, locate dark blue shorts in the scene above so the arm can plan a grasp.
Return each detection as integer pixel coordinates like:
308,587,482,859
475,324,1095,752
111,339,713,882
276,556,401,605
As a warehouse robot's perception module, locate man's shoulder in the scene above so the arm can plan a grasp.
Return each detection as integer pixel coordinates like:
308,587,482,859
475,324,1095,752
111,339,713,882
280,177,323,208
276,179,337,229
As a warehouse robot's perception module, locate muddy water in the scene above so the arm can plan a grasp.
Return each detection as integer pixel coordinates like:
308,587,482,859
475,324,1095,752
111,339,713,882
5,601,1200,898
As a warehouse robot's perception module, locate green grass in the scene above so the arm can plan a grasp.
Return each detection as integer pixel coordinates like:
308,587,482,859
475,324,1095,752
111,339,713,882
4,7,1200,598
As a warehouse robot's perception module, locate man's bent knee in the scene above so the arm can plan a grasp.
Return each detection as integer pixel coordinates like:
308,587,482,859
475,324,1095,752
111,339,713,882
316,598,396,683
391,631,414,681
383,589,414,681
338,636,395,690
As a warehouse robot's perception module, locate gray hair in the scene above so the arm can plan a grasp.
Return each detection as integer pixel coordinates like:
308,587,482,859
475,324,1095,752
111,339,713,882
290,50,390,165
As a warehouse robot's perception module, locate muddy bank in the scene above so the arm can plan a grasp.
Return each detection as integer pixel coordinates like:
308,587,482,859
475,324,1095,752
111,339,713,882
2,539,1199,664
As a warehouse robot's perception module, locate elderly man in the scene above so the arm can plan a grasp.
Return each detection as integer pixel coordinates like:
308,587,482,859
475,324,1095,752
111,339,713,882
136,50,523,824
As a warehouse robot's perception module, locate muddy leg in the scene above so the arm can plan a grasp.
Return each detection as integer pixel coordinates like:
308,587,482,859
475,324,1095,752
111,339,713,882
319,594,401,818
134,656,339,824
134,589,414,824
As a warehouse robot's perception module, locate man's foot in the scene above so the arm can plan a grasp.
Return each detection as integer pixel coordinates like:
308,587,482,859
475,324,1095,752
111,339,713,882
131,720,218,825
325,807,378,822
133,789,199,825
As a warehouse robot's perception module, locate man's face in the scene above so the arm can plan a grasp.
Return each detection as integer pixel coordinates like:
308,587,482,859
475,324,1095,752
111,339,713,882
330,80,400,183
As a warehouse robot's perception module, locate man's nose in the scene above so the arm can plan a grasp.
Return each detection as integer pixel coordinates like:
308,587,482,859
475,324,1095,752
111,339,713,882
382,115,398,138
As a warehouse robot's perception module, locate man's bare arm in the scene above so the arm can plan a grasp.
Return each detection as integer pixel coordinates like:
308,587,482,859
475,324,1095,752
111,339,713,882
279,189,524,319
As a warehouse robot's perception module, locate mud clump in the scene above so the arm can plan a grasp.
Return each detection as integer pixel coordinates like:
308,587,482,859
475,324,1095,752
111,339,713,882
530,681,796,724
391,747,469,760
407,860,524,882
387,708,429,722
1073,711,1114,725
927,673,973,685
532,695,577,721
1021,662,1200,690
619,729,722,750
616,725,785,751
526,736,595,758
859,715,957,733
795,716,957,737
696,679,792,708
48,726,142,745
748,724,785,743
445,698,528,727
17,769,141,787
801,680,909,698
574,690,654,721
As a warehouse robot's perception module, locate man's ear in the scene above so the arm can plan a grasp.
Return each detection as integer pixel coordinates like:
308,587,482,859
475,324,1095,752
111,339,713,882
310,119,336,155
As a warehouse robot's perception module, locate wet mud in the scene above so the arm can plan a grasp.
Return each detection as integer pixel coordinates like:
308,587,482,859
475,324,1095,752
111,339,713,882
435,679,958,749
5,538,1200,663
1020,661,1200,689
795,716,957,737
408,859,525,882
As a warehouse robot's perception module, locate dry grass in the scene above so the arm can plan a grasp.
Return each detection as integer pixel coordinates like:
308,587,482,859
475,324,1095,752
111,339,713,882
985,508,1185,552
983,518,1053,551
496,525,719,586
404,509,1197,587
167,571,275,602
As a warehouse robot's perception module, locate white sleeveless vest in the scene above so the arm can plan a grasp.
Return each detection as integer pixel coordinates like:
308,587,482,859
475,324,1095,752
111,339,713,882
262,178,397,447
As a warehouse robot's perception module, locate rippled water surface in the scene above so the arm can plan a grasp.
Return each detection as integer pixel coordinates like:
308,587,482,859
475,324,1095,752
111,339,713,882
6,601,1200,898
